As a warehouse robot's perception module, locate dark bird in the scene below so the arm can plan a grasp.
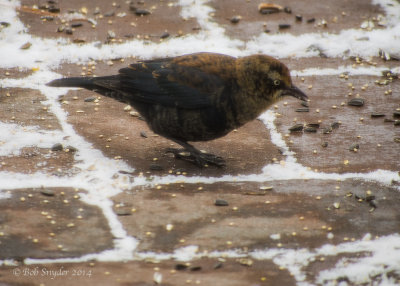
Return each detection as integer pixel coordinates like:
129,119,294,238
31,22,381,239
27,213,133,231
47,52,307,167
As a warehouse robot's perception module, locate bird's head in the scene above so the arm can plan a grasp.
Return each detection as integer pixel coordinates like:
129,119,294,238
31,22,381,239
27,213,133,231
237,55,308,103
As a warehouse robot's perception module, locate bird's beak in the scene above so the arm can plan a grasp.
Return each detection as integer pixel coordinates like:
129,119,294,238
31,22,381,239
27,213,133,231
283,85,308,101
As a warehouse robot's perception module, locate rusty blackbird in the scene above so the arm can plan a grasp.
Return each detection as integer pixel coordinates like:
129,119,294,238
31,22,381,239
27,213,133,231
47,52,307,167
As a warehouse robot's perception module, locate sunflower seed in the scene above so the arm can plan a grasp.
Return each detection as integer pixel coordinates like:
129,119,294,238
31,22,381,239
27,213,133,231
295,15,303,22
175,264,188,270
215,199,229,206
296,107,309,112
40,189,55,196
371,112,385,118
306,123,320,128
135,9,150,16
230,15,242,24
160,32,170,39
348,98,365,106
115,208,132,216
51,143,63,151
71,22,83,28
190,266,202,271
48,6,60,13
279,24,291,29
84,96,96,102
304,127,317,133
258,3,283,14
289,123,304,132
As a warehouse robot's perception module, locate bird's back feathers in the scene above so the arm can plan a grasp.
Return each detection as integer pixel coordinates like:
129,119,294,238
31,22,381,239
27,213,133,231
47,53,236,109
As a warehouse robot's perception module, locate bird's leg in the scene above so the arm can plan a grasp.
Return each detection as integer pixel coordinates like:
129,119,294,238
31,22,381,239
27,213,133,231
166,140,225,167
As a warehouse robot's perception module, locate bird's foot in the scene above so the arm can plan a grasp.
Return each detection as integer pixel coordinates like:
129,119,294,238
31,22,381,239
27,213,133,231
165,148,225,168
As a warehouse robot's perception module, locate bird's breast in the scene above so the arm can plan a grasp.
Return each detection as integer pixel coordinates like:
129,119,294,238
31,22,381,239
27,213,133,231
143,105,231,142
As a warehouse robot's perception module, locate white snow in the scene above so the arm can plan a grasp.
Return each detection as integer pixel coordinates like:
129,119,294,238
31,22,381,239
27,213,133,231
0,0,399,285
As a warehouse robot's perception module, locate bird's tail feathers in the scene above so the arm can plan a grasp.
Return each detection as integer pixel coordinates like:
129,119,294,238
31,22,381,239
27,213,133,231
46,77,96,89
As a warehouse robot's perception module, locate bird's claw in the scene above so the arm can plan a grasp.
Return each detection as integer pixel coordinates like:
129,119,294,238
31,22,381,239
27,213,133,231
165,148,225,168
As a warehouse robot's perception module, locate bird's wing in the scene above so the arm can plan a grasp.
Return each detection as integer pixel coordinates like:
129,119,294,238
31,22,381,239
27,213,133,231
94,54,234,109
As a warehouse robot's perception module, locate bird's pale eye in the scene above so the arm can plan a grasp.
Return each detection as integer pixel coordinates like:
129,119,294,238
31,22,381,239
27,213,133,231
273,79,280,86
